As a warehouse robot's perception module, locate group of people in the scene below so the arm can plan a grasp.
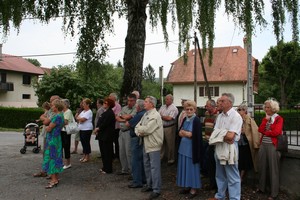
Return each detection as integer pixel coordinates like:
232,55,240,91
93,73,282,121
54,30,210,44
31,92,283,200
202,94,283,200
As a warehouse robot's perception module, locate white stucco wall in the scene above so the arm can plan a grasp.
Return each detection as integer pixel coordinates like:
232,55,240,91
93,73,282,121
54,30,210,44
172,83,250,107
0,71,38,107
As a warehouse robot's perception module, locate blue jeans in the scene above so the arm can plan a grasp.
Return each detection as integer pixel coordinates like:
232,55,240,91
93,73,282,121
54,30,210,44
214,144,241,200
131,137,145,186
143,149,161,194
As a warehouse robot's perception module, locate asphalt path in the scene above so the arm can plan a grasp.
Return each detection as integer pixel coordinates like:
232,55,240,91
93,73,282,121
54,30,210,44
0,131,290,200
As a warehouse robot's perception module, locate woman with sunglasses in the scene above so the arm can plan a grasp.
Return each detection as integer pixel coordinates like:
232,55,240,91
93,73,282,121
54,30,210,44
236,104,260,183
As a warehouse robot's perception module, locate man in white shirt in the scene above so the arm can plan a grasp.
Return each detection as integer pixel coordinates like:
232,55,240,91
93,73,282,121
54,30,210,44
208,93,243,200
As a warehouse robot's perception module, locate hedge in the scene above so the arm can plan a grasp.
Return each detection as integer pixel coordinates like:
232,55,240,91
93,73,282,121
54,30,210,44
0,107,44,129
1,106,299,130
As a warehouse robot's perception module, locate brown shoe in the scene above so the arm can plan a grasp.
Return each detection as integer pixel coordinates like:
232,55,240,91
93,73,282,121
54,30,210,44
33,171,47,177
207,198,218,200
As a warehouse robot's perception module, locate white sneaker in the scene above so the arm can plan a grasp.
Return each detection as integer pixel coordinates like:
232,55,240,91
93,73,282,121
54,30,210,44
63,164,72,170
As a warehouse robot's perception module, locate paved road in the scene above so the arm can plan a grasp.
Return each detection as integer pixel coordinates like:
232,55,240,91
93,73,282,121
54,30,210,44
0,131,290,200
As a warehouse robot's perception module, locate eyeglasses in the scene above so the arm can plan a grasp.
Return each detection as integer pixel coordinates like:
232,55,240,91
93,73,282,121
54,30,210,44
237,109,244,111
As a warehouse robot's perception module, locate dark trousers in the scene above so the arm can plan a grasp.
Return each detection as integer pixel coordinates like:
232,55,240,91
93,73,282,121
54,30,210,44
80,130,92,154
99,140,114,173
131,137,145,186
113,128,120,159
207,145,217,189
61,131,71,159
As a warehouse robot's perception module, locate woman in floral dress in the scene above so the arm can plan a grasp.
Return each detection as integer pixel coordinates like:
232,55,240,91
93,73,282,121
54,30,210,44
42,99,65,189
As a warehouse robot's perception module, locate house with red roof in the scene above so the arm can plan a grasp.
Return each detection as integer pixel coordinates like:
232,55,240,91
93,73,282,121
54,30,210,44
0,45,45,107
166,46,259,107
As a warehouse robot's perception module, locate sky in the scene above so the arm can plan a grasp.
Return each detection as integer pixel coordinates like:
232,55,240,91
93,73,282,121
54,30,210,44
0,2,293,78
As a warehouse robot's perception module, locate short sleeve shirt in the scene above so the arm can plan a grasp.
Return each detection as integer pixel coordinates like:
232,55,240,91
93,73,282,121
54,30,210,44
214,107,243,141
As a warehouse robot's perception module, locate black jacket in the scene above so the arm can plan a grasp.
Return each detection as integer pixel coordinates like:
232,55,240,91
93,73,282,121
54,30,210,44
96,108,116,142
179,116,203,164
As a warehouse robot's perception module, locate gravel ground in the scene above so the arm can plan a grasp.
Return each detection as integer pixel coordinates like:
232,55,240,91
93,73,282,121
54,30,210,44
0,132,290,200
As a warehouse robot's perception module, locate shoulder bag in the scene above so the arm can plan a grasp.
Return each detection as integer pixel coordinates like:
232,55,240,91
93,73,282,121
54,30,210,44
276,131,288,152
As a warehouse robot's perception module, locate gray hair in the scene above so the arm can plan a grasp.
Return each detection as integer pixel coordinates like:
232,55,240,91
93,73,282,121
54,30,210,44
136,99,145,110
109,93,118,101
264,98,280,113
206,99,216,107
166,94,174,101
146,96,157,107
132,90,140,99
62,99,70,108
222,93,235,105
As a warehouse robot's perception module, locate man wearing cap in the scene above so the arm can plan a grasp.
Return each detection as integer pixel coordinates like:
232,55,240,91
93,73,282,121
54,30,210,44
159,94,178,165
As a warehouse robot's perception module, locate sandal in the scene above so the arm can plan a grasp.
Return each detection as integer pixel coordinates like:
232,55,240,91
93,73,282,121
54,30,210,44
33,172,47,177
45,181,58,189
80,158,89,163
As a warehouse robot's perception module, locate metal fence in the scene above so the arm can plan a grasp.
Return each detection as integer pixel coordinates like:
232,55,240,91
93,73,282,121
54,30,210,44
253,106,300,148
195,106,300,148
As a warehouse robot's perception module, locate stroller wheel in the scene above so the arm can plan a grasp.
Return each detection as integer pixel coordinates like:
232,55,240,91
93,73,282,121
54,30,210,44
20,148,26,154
32,147,40,154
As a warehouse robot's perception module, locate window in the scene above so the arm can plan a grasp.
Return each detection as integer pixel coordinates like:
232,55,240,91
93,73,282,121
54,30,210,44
22,94,31,99
23,74,31,85
199,86,219,97
0,72,6,83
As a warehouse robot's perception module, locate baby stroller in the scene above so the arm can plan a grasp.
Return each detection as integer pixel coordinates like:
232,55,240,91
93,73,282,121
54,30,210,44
20,122,41,154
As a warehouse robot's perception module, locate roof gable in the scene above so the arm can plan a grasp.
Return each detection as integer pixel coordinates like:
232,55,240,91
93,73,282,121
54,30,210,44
0,54,44,75
167,46,258,84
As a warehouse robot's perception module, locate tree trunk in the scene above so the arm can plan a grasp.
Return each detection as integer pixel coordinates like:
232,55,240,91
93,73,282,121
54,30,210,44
120,0,148,103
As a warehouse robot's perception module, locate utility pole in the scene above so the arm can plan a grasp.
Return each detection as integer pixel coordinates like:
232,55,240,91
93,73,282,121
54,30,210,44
159,66,164,105
193,32,197,103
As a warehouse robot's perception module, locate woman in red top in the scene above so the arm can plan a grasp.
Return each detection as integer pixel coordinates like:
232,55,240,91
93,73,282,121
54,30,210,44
257,98,283,200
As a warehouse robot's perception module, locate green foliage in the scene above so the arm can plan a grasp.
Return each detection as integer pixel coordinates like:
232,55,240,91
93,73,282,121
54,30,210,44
0,0,299,102
254,109,300,130
26,58,41,67
143,64,156,82
0,107,43,129
33,63,123,110
141,80,161,100
257,41,300,106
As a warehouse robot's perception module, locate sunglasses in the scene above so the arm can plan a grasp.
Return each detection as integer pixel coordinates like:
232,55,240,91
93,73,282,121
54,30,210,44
237,109,244,111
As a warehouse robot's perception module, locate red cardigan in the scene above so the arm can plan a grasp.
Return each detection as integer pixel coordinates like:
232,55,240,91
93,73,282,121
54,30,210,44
258,115,284,147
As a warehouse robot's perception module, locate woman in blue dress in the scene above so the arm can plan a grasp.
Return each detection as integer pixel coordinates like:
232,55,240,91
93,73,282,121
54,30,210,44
176,100,202,199
42,99,65,189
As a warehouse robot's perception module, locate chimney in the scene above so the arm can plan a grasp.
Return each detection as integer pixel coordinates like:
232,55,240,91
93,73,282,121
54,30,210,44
0,43,2,61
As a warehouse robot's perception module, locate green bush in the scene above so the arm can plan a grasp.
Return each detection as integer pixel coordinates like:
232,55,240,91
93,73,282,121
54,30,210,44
0,107,44,129
254,110,300,130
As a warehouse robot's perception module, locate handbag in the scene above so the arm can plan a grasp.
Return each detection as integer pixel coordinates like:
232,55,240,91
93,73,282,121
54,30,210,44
276,131,288,152
66,122,79,135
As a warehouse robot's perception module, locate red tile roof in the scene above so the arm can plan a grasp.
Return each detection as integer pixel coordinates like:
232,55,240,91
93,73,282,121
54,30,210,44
0,54,44,75
41,67,51,75
166,46,259,88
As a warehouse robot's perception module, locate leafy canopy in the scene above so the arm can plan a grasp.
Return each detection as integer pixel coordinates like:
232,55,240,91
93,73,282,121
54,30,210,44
0,0,298,62
257,41,300,106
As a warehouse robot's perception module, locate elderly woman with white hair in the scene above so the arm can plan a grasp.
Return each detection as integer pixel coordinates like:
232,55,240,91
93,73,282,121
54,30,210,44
61,99,75,169
257,98,284,200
